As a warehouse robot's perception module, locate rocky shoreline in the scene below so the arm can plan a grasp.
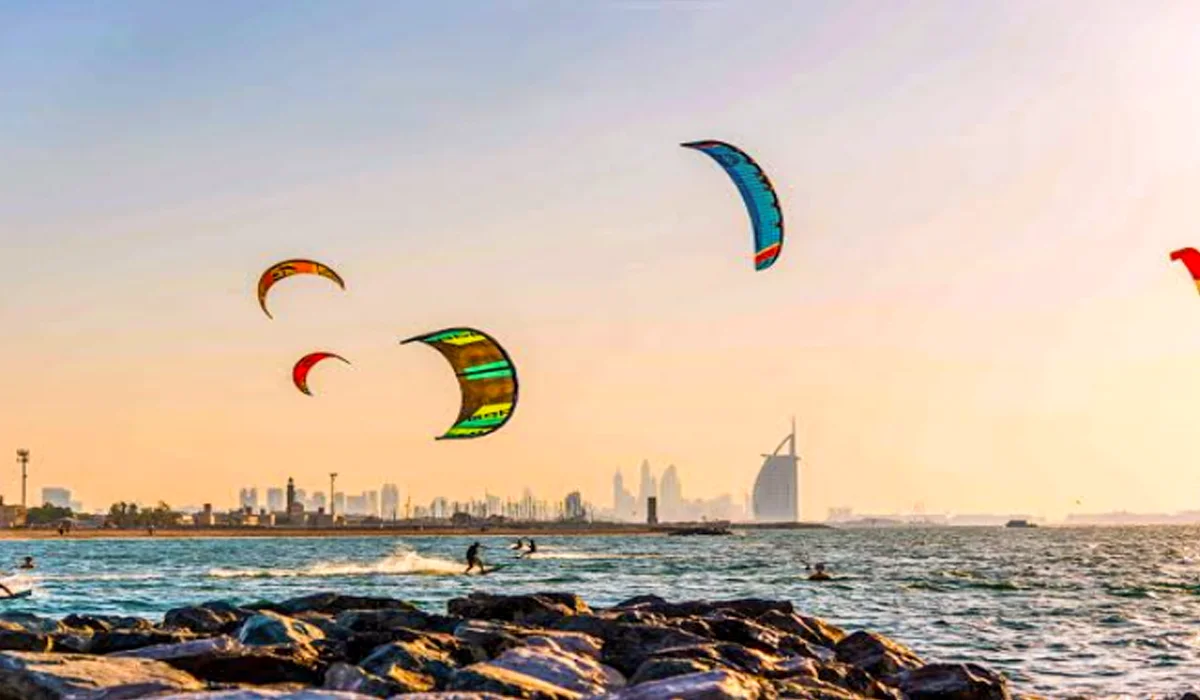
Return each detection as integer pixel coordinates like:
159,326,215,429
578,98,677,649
0,591,1184,699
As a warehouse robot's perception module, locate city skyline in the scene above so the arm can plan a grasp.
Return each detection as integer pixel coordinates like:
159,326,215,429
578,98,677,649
4,2,1200,518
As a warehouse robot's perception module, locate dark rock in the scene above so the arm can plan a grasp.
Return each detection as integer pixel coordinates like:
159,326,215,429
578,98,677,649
613,595,668,609
834,631,923,678
239,611,327,647
448,663,582,700
551,617,708,678
447,593,590,625
48,633,92,654
0,630,52,652
489,644,622,695
164,601,252,635
335,608,461,636
61,614,152,633
895,663,1011,700
453,620,528,660
644,643,782,677
630,657,719,685
609,599,793,621
270,593,418,616
360,638,456,689
816,660,903,699
155,692,379,699
604,669,766,700
90,629,198,654
0,613,63,635
774,675,875,700
324,660,421,696
757,611,846,649
704,616,791,655
0,650,204,697
399,694,511,700
114,634,323,685
521,634,604,661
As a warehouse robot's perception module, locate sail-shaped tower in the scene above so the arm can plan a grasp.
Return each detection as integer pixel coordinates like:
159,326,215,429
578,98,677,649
752,418,800,522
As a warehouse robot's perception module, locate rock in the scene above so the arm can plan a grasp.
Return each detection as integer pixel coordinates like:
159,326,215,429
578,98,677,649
453,620,527,659
61,614,152,633
270,593,417,616
834,631,923,678
89,629,198,654
334,609,461,636
613,595,668,609
608,599,793,621
323,661,417,697
156,692,379,699
895,663,1011,700
489,644,621,695
521,634,604,661
448,663,582,700
399,694,510,700
113,634,323,685
703,615,794,655
239,611,327,647
641,643,783,678
49,633,92,654
815,660,902,698
0,650,204,698
774,676,875,700
757,611,846,649
164,601,252,635
629,657,719,685
552,619,709,677
0,630,52,652
604,669,766,700
448,593,590,625
0,613,63,635
359,638,453,688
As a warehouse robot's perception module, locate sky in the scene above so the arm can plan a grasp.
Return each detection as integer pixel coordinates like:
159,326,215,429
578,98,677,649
3,0,1200,519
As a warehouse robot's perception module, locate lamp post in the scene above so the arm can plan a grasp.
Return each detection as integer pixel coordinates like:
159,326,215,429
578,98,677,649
15,450,29,509
329,473,338,520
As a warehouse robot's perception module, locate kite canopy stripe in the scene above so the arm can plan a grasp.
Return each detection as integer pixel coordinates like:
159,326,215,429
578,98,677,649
401,327,518,440
292,352,350,396
682,140,784,271
257,259,345,319
1170,248,1200,293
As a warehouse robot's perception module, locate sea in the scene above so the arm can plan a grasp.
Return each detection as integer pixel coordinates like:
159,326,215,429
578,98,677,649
0,526,1195,698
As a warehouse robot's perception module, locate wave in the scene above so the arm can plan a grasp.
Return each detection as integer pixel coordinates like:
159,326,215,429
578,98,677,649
206,549,464,579
513,549,662,560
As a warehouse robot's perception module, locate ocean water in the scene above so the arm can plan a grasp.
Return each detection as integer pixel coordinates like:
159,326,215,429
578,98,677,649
0,526,1195,697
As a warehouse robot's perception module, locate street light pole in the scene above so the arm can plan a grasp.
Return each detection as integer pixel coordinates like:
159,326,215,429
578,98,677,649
15,450,29,509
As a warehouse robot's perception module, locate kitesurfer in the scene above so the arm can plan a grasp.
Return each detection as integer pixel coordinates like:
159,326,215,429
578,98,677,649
465,542,484,574
511,538,524,551
520,539,537,558
808,563,831,582
18,557,34,570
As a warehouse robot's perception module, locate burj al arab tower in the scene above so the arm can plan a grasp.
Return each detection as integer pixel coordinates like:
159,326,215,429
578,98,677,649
752,419,800,522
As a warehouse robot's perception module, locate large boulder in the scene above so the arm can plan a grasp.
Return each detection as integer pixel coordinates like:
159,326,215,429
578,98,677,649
895,663,1012,700
335,609,460,636
448,663,582,700
0,614,63,635
60,614,152,633
757,611,846,649
113,634,322,685
834,631,923,678
774,675,877,700
0,650,204,698
0,629,52,652
359,638,455,688
555,621,708,678
270,593,418,616
604,669,766,700
489,644,622,695
324,660,428,696
239,611,327,647
448,593,590,625
629,657,719,685
609,599,792,621
520,634,604,662
89,629,198,654
164,601,253,635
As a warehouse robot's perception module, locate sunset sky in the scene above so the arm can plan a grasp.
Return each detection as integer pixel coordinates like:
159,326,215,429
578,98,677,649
4,1,1200,519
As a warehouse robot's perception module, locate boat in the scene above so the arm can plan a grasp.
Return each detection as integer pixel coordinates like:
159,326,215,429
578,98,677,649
1005,519,1037,528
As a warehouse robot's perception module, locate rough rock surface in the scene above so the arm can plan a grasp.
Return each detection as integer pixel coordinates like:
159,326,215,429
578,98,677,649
603,669,767,700
488,644,621,694
269,593,417,617
895,663,1012,700
448,662,584,699
239,611,327,647
834,631,924,678
0,649,205,698
448,593,591,625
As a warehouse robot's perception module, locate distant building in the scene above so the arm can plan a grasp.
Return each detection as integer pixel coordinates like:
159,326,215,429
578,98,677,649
366,490,379,518
311,492,326,511
41,487,71,509
0,497,27,528
381,484,400,520
346,493,367,515
659,466,682,522
612,471,635,521
564,491,585,521
647,496,658,525
286,479,296,514
238,488,258,510
267,488,285,513
637,461,656,521
333,492,346,516
752,420,799,523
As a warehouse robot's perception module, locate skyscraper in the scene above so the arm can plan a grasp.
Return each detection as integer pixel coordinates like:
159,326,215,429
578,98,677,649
564,491,584,520
659,465,682,522
239,488,259,510
752,419,800,523
381,484,400,520
637,460,656,521
267,488,285,513
366,491,379,517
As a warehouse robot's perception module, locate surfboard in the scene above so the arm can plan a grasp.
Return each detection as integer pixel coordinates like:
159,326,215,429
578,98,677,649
0,590,32,601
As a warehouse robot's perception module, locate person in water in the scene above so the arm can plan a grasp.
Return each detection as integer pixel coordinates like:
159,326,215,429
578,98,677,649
520,539,537,558
511,537,524,551
465,541,484,574
808,562,831,581
17,557,33,570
